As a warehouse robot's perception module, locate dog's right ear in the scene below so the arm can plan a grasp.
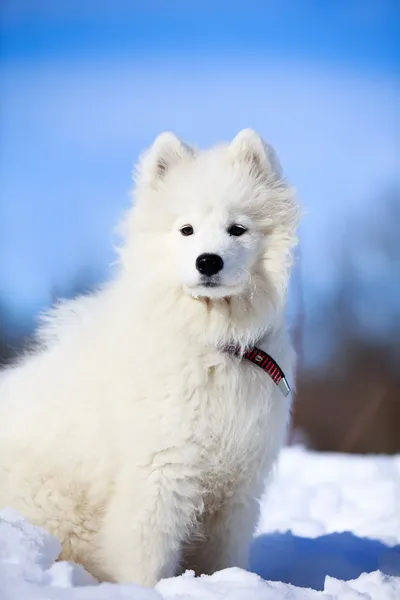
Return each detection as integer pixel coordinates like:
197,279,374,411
136,132,194,188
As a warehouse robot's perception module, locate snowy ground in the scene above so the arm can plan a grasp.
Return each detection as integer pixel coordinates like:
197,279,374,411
1,446,399,599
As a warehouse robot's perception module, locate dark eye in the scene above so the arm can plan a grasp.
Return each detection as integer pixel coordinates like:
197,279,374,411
180,225,194,236
228,224,247,237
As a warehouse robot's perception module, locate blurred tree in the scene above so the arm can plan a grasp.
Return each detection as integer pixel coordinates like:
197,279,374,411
293,186,400,454
0,300,19,367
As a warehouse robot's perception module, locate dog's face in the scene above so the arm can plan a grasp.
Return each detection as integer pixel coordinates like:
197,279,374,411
176,222,258,300
172,194,266,300
129,129,299,305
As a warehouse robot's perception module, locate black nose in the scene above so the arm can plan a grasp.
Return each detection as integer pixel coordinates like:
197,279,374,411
196,253,224,277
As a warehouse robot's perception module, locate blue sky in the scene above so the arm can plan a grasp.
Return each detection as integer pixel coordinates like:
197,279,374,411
0,1,399,363
2,1,399,72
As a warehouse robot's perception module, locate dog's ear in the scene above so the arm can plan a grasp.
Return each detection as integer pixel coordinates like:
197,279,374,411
230,129,282,180
137,132,194,187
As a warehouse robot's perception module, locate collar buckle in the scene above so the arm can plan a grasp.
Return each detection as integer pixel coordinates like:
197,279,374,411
278,377,291,397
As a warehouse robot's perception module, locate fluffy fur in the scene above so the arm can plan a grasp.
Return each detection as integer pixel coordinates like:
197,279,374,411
0,129,299,585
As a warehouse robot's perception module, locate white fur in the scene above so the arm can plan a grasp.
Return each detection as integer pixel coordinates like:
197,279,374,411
0,129,299,585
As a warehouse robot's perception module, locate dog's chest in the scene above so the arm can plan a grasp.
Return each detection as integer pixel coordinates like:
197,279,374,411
191,356,276,488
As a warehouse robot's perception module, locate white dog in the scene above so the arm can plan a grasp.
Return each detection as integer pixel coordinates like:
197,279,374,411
0,129,299,585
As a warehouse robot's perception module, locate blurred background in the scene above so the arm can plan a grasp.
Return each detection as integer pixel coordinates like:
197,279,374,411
0,1,399,453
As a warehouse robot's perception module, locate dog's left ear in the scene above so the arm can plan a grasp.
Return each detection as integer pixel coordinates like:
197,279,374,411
230,129,282,180
137,132,194,188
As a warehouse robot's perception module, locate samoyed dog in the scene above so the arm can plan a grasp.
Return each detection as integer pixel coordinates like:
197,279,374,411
0,129,299,585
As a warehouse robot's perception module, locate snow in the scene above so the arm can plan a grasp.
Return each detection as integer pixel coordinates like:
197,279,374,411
253,448,400,589
1,447,399,599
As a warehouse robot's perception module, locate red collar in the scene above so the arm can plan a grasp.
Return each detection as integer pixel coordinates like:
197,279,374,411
226,345,291,397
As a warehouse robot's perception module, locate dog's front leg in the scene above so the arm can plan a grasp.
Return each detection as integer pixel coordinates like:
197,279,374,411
96,471,199,586
186,492,260,576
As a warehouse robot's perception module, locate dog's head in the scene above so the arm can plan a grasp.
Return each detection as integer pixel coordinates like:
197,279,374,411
127,130,299,313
